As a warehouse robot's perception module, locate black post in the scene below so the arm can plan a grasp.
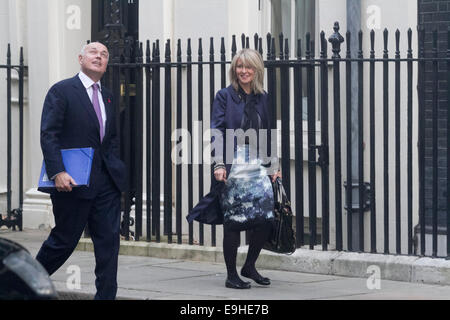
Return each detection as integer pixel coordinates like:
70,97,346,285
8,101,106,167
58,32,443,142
266,33,272,62
432,30,438,258
369,30,377,253
383,29,390,254
219,37,227,248
232,35,237,59
176,39,183,245
285,38,289,61
306,33,317,249
151,41,157,239
357,30,364,252
320,31,330,251
112,42,122,157
221,37,226,89
281,33,291,200
6,44,12,217
187,39,194,245
285,35,291,192
164,40,173,244
267,34,278,204
418,27,426,256
152,40,161,243
407,28,413,255
259,38,263,56
145,40,152,242
345,31,353,252
447,26,450,259
122,41,131,241
111,42,122,238
266,34,276,132
279,33,284,61
329,22,344,251
209,37,216,247
395,30,401,254
198,38,204,246
123,40,132,241
135,42,144,241
19,47,24,229
294,38,304,247
271,37,277,131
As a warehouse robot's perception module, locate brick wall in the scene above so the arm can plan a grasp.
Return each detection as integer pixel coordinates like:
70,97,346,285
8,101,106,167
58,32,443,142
418,0,449,229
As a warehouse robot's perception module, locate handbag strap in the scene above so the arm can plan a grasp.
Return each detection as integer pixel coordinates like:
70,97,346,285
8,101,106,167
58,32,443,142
274,178,282,205
275,178,289,206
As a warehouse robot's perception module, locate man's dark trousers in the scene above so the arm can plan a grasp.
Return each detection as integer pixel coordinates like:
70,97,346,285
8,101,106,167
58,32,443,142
36,163,121,300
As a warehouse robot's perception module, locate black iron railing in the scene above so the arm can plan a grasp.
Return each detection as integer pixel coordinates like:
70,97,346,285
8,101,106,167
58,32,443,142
1,45,26,231
101,22,449,258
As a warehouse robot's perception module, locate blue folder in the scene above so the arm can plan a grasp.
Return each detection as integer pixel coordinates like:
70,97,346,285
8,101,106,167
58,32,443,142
39,148,94,188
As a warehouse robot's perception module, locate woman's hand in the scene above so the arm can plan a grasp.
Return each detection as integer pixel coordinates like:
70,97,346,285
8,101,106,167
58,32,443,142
214,168,227,183
270,170,282,183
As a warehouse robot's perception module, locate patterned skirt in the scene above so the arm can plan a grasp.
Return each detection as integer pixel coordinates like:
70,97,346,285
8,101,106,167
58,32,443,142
220,144,275,231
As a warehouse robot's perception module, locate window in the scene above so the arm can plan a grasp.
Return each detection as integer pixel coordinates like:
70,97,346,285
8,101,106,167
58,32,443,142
271,0,315,55
270,0,316,122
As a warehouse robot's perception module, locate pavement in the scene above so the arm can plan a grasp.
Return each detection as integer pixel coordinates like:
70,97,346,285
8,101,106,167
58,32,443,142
1,228,450,300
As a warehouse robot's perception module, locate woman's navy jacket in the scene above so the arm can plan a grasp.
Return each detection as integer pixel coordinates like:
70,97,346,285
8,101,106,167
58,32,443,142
186,85,273,225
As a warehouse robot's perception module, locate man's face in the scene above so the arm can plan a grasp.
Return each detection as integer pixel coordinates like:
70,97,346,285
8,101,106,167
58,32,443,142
79,43,109,77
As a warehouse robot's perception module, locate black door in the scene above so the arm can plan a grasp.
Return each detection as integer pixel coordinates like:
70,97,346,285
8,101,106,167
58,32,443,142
91,0,140,239
91,0,139,45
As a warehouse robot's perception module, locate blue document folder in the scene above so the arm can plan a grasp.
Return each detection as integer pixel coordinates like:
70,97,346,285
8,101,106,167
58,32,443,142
38,148,94,188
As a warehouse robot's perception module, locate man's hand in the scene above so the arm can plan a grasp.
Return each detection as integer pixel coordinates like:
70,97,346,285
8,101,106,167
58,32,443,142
54,172,77,192
214,168,227,183
270,170,282,183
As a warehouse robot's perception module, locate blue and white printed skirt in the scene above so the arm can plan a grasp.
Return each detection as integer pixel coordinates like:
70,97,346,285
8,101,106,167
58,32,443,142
220,144,275,231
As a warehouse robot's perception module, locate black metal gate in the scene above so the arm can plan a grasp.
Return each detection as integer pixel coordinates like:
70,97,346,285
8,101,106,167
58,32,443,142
103,22,449,258
1,45,26,231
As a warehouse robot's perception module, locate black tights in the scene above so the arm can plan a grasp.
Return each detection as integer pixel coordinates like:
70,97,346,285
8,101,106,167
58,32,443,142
223,223,272,279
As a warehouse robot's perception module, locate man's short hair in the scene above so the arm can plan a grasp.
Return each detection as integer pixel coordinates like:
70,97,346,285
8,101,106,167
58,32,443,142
80,42,109,61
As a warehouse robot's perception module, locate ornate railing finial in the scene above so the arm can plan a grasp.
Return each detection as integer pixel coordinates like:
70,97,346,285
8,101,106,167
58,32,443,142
328,22,345,58
104,0,126,56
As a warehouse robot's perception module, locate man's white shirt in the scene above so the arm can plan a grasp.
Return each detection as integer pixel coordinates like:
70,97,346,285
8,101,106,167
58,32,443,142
78,71,107,134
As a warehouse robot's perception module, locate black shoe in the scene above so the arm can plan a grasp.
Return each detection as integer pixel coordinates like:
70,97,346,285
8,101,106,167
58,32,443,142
241,267,271,286
225,277,251,289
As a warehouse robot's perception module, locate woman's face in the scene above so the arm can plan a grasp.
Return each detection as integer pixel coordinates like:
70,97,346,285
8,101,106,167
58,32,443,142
235,59,255,87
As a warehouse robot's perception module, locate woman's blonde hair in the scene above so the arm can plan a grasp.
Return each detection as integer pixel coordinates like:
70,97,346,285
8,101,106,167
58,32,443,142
229,49,265,95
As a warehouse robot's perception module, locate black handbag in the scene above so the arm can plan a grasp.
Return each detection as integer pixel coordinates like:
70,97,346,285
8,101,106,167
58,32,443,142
263,178,297,254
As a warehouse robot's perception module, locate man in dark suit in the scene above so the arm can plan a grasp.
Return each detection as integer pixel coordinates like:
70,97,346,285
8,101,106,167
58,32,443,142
36,42,126,300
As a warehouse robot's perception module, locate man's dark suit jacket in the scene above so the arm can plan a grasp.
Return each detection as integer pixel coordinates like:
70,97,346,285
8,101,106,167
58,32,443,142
38,75,127,199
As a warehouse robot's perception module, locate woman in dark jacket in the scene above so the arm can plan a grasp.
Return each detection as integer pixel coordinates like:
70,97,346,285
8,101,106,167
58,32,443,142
187,49,281,289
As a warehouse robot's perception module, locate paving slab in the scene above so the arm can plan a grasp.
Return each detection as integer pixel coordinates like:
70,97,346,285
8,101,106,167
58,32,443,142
1,228,450,300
